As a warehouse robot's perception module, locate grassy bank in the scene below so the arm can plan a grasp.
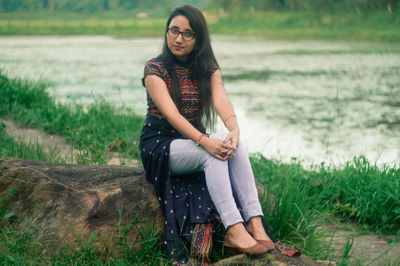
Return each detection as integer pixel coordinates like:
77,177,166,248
1,71,399,264
251,155,400,236
210,10,400,42
0,10,399,41
0,69,144,165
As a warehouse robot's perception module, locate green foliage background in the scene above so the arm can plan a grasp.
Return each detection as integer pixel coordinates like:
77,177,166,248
1,0,398,13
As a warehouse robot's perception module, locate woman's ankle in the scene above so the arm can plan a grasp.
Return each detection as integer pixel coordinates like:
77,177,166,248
225,223,258,248
245,217,271,241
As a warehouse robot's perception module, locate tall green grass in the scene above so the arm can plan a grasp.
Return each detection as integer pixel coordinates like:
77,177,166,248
317,157,400,234
0,69,144,165
250,154,400,236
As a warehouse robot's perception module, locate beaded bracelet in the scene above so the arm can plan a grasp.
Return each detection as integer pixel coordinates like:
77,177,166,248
195,134,207,146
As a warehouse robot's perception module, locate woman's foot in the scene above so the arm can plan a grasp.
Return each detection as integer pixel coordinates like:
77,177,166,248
225,223,258,249
245,217,275,250
224,223,269,256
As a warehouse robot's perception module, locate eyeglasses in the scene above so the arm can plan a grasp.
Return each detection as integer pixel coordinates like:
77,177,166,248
167,27,196,41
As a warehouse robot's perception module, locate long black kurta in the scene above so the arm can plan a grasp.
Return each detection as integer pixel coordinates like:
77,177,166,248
139,57,218,264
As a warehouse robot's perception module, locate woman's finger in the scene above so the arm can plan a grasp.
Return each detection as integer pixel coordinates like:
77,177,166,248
221,142,235,150
214,153,227,160
226,149,234,156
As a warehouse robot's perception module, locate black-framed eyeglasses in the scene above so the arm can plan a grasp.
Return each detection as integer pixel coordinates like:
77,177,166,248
167,27,196,41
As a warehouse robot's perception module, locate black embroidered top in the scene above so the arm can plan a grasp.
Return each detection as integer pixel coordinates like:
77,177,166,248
139,56,218,264
142,56,218,121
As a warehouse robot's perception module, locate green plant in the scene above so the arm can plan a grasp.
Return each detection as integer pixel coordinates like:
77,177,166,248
0,70,144,165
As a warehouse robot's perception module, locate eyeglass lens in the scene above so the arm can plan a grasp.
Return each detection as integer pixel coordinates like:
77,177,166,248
168,28,195,40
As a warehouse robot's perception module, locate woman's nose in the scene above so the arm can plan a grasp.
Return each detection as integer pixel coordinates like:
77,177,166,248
176,33,184,42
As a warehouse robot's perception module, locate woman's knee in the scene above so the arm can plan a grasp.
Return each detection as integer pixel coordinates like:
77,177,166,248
203,152,227,169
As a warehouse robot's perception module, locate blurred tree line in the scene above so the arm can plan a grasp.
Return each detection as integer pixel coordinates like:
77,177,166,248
0,0,206,12
0,0,397,13
212,0,398,13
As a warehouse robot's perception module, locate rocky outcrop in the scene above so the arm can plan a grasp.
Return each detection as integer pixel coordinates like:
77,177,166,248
214,250,336,265
0,157,162,252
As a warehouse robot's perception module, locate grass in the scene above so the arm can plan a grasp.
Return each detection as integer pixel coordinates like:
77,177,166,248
317,157,400,234
250,154,400,235
0,69,144,165
0,122,65,163
0,203,170,265
1,71,400,263
209,10,400,42
0,9,399,41
0,18,165,37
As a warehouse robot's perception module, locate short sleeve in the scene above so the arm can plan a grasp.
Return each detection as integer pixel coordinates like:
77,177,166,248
142,59,167,87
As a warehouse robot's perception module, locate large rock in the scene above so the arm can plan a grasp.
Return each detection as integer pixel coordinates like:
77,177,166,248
214,251,336,265
0,157,163,253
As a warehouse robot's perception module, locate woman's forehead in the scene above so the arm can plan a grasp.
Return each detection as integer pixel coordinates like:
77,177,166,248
169,15,193,31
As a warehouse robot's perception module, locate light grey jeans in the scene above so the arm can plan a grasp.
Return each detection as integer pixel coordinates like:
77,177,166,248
169,133,263,228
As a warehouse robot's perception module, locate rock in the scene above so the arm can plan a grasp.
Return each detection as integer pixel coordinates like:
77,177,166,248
214,250,336,266
0,157,163,253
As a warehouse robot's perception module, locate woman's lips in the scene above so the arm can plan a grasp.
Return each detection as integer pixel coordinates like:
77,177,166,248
174,45,183,51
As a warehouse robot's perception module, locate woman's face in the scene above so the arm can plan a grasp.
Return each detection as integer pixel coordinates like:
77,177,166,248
167,15,196,61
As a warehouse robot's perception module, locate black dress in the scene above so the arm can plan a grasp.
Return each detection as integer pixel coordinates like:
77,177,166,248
139,56,218,264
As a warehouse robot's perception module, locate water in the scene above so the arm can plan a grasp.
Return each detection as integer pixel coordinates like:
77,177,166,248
0,36,399,167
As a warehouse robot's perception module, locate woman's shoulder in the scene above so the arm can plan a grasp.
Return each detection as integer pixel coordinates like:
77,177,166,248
142,55,169,85
144,55,165,70
143,55,168,74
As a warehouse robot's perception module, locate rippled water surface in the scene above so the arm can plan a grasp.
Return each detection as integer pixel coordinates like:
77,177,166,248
1,36,399,166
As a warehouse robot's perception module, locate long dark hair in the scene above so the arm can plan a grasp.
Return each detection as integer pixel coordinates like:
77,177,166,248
161,5,218,132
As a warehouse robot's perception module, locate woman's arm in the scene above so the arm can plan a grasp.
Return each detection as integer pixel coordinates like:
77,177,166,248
144,75,234,160
211,69,240,155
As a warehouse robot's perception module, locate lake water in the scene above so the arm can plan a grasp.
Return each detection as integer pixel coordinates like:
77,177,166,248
0,36,399,167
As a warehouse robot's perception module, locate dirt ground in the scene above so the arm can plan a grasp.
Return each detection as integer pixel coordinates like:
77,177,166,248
323,219,400,265
2,119,138,167
2,118,400,265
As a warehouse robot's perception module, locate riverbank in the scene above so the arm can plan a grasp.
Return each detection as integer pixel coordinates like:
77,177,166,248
2,119,400,264
0,10,399,42
1,70,399,264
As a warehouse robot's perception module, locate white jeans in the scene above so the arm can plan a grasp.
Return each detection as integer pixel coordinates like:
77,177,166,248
169,133,263,228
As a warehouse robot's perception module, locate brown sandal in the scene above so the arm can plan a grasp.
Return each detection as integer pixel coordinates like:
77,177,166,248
223,241,269,258
255,239,276,251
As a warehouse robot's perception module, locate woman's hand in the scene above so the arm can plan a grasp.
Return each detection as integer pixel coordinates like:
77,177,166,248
223,128,240,158
200,137,236,160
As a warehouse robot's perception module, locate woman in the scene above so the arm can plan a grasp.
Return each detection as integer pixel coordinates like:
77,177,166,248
139,5,276,264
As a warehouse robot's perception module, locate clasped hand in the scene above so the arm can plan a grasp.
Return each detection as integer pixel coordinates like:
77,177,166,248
200,129,239,160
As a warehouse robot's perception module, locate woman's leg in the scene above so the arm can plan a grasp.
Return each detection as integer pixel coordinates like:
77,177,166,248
207,134,273,243
211,133,263,222
169,135,270,249
169,138,244,228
